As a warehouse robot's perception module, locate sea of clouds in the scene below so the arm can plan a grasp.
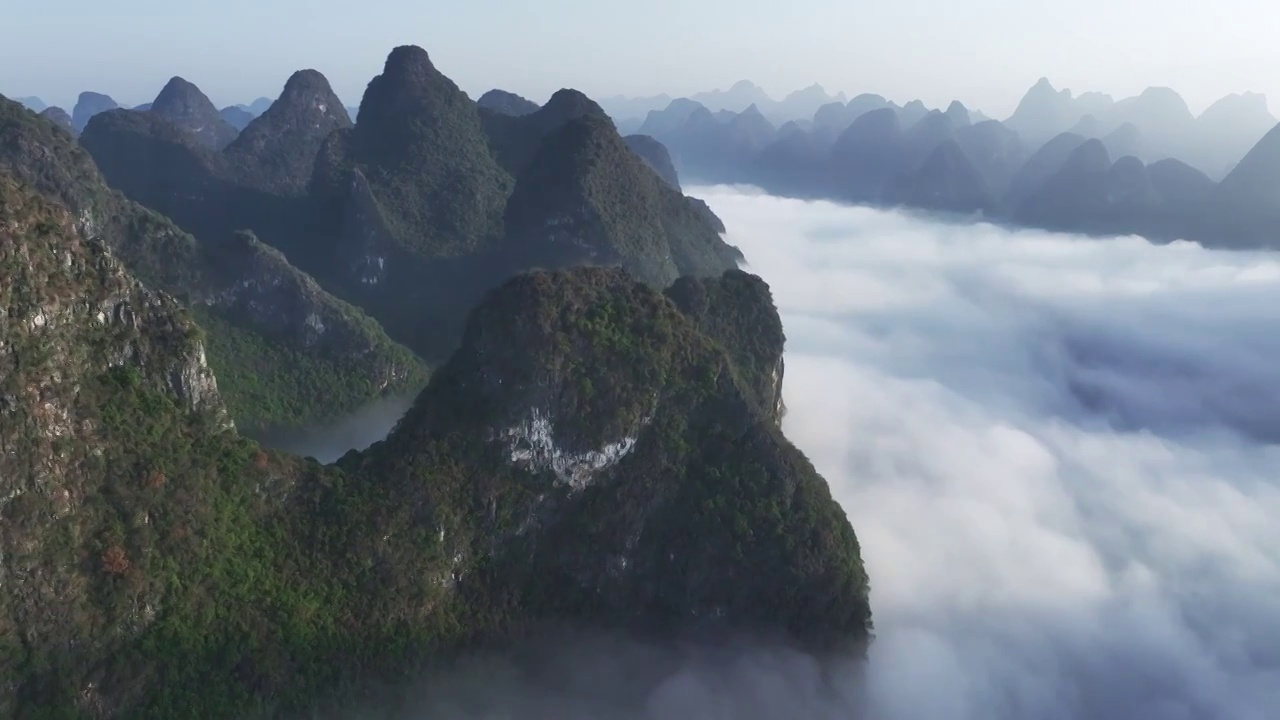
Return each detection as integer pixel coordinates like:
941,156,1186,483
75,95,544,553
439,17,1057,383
376,186,1280,719
705,185,1280,720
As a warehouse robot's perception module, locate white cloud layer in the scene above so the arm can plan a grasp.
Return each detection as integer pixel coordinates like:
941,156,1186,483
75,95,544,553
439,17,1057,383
388,187,1280,719
698,185,1280,720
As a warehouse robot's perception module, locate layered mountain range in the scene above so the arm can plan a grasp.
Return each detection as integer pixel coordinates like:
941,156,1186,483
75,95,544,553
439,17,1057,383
0,45,866,717
609,77,1280,248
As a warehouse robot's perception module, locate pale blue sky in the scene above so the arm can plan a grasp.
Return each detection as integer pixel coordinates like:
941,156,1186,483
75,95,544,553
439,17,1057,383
3,0,1278,117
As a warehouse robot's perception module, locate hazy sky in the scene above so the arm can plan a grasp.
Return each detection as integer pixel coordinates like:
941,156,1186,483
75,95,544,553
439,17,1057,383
4,0,1278,117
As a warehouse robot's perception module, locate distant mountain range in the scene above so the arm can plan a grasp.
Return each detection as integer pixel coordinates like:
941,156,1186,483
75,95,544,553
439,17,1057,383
603,78,1275,181
591,77,1280,249
17,70,1280,249
601,79,848,128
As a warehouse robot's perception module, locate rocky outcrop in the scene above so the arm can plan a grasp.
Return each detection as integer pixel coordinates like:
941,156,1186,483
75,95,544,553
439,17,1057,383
0,173,226,423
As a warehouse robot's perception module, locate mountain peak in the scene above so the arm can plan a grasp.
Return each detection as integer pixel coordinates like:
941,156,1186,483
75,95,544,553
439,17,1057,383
224,68,352,195
154,76,206,105
542,88,605,119
1064,137,1112,173
356,45,459,127
384,44,435,74
151,76,239,150
271,68,348,119
1201,91,1273,119
39,106,74,133
945,100,971,126
730,79,762,92
279,68,333,98
503,113,739,286
71,91,118,133
478,88,540,116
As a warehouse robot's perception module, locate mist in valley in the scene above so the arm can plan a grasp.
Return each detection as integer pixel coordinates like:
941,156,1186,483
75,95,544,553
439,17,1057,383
366,186,1280,719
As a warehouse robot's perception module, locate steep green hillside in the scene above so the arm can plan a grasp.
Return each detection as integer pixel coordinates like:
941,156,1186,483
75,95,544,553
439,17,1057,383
1,95,425,434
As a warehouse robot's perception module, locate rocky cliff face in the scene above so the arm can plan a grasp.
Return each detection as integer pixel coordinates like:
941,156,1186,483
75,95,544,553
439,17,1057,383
0,174,224,423
0,173,252,718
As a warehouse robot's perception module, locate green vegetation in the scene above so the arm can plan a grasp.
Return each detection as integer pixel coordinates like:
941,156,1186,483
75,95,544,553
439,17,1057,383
381,267,871,652
2,178,870,716
667,269,788,422
0,94,428,434
336,45,513,257
502,114,742,286
193,307,427,436
223,69,353,196
2,67,871,717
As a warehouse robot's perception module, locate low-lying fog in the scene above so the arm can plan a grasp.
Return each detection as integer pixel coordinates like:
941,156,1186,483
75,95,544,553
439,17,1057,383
351,187,1280,719
712,185,1280,720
